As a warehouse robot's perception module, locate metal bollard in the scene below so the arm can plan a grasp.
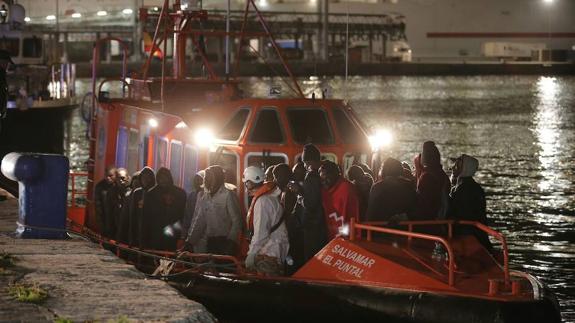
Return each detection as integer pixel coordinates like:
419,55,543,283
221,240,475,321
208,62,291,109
1,153,69,239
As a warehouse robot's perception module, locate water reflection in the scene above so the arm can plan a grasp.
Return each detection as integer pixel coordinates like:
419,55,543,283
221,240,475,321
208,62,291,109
534,76,561,192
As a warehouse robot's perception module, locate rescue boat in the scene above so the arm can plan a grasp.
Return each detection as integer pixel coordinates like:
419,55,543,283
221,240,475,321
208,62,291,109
66,1,562,322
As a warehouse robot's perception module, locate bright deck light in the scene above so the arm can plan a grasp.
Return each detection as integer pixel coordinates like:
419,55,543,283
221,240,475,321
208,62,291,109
71,12,82,18
194,128,215,148
46,15,56,20
368,129,393,151
122,8,134,15
175,121,187,129
148,118,159,128
96,10,108,16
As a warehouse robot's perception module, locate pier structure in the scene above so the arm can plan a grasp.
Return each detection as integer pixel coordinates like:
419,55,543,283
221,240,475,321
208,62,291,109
0,189,215,322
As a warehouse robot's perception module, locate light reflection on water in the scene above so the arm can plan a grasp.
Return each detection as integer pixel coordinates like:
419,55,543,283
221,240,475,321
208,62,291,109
72,76,575,322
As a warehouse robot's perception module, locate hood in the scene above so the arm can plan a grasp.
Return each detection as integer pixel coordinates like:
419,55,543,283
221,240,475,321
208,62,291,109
459,154,479,178
421,141,441,167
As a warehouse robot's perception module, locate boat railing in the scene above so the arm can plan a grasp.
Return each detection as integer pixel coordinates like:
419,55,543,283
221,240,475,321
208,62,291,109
351,219,511,286
350,218,457,286
68,172,88,208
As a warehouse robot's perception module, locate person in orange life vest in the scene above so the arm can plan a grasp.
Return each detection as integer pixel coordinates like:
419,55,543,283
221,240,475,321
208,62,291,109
243,166,289,275
319,160,360,239
185,165,242,255
287,144,328,262
413,141,450,221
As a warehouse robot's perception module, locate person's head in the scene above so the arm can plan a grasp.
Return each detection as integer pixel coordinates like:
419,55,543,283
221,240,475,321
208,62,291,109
104,165,117,185
242,166,265,192
139,166,156,189
0,50,13,70
204,165,226,194
319,160,341,189
302,143,321,172
130,172,142,190
115,168,130,188
292,160,306,182
380,158,403,178
265,165,275,182
346,165,365,182
451,154,479,178
421,141,441,167
156,167,174,187
192,172,204,192
358,163,374,179
273,163,292,190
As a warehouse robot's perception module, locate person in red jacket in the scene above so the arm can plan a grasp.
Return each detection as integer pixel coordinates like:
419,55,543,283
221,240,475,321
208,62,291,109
319,161,360,239
413,141,450,221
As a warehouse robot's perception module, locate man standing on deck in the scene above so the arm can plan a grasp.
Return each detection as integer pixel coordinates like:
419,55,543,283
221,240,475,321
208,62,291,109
0,50,13,134
287,144,328,263
93,166,117,234
243,166,289,275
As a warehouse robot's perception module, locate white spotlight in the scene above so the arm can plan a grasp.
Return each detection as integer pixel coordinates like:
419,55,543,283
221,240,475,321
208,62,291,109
96,10,108,16
71,12,82,18
194,128,215,148
46,15,56,21
368,128,393,151
122,8,134,15
148,118,159,128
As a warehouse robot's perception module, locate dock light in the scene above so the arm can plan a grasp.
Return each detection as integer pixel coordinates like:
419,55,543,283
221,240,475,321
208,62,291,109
46,15,56,20
71,12,82,18
96,10,107,16
194,127,215,148
175,121,187,129
24,17,31,22
122,8,133,15
148,118,159,128
543,0,553,3
368,128,393,151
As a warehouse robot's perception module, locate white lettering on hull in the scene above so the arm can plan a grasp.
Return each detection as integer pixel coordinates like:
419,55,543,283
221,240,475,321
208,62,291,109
323,244,376,279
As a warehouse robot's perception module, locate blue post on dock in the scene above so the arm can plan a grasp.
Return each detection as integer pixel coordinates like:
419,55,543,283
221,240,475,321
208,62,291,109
1,153,69,239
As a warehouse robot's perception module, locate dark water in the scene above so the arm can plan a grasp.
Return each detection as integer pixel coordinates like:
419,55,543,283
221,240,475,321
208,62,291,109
71,76,575,322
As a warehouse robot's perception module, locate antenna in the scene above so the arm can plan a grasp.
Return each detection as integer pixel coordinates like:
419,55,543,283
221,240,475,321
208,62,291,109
344,3,350,98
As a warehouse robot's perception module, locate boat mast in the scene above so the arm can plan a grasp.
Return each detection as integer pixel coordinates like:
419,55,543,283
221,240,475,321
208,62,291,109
225,0,231,79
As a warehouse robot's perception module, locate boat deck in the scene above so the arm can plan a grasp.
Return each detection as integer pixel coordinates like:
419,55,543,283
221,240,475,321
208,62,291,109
0,188,215,322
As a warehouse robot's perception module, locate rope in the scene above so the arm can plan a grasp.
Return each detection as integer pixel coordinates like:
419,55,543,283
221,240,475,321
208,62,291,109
13,222,242,274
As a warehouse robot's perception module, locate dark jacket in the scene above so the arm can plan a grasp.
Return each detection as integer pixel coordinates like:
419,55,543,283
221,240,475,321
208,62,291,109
447,177,491,250
413,165,450,221
301,170,328,261
141,184,187,251
352,174,373,221
94,179,113,235
365,177,416,222
0,68,7,119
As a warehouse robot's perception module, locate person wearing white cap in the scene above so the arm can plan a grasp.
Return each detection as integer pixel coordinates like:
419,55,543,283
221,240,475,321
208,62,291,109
243,165,289,275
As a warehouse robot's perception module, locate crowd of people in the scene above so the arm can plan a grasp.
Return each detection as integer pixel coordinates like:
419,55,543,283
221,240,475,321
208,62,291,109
94,140,490,276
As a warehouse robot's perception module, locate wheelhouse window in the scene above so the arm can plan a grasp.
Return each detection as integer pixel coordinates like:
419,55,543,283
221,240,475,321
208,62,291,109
0,38,19,56
249,108,284,144
115,127,129,168
333,108,364,144
23,37,42,58
156,138,168,168
126,129,139,173
183,145,199,193
218,108,250,141
246,153,288,170
170,141,183,186
287,108,334,145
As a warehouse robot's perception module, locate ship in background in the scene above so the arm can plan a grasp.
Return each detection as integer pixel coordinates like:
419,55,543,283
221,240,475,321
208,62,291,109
0,1,77,196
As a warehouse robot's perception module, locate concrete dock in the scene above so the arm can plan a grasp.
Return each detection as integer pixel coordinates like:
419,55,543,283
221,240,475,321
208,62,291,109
0,189,215,322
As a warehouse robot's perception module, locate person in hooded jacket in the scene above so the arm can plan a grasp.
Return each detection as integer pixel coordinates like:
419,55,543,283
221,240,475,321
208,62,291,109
413,141,450,221
133,167,156,247
94,166,116,234
319,160,360,239
185,165,242,255
141,167,186,251
447,154,492,250
347,165,373,221
287,144,328,262
366,158,416,222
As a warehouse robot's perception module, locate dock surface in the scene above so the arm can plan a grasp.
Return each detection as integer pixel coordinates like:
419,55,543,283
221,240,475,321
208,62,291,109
0,189,215,322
